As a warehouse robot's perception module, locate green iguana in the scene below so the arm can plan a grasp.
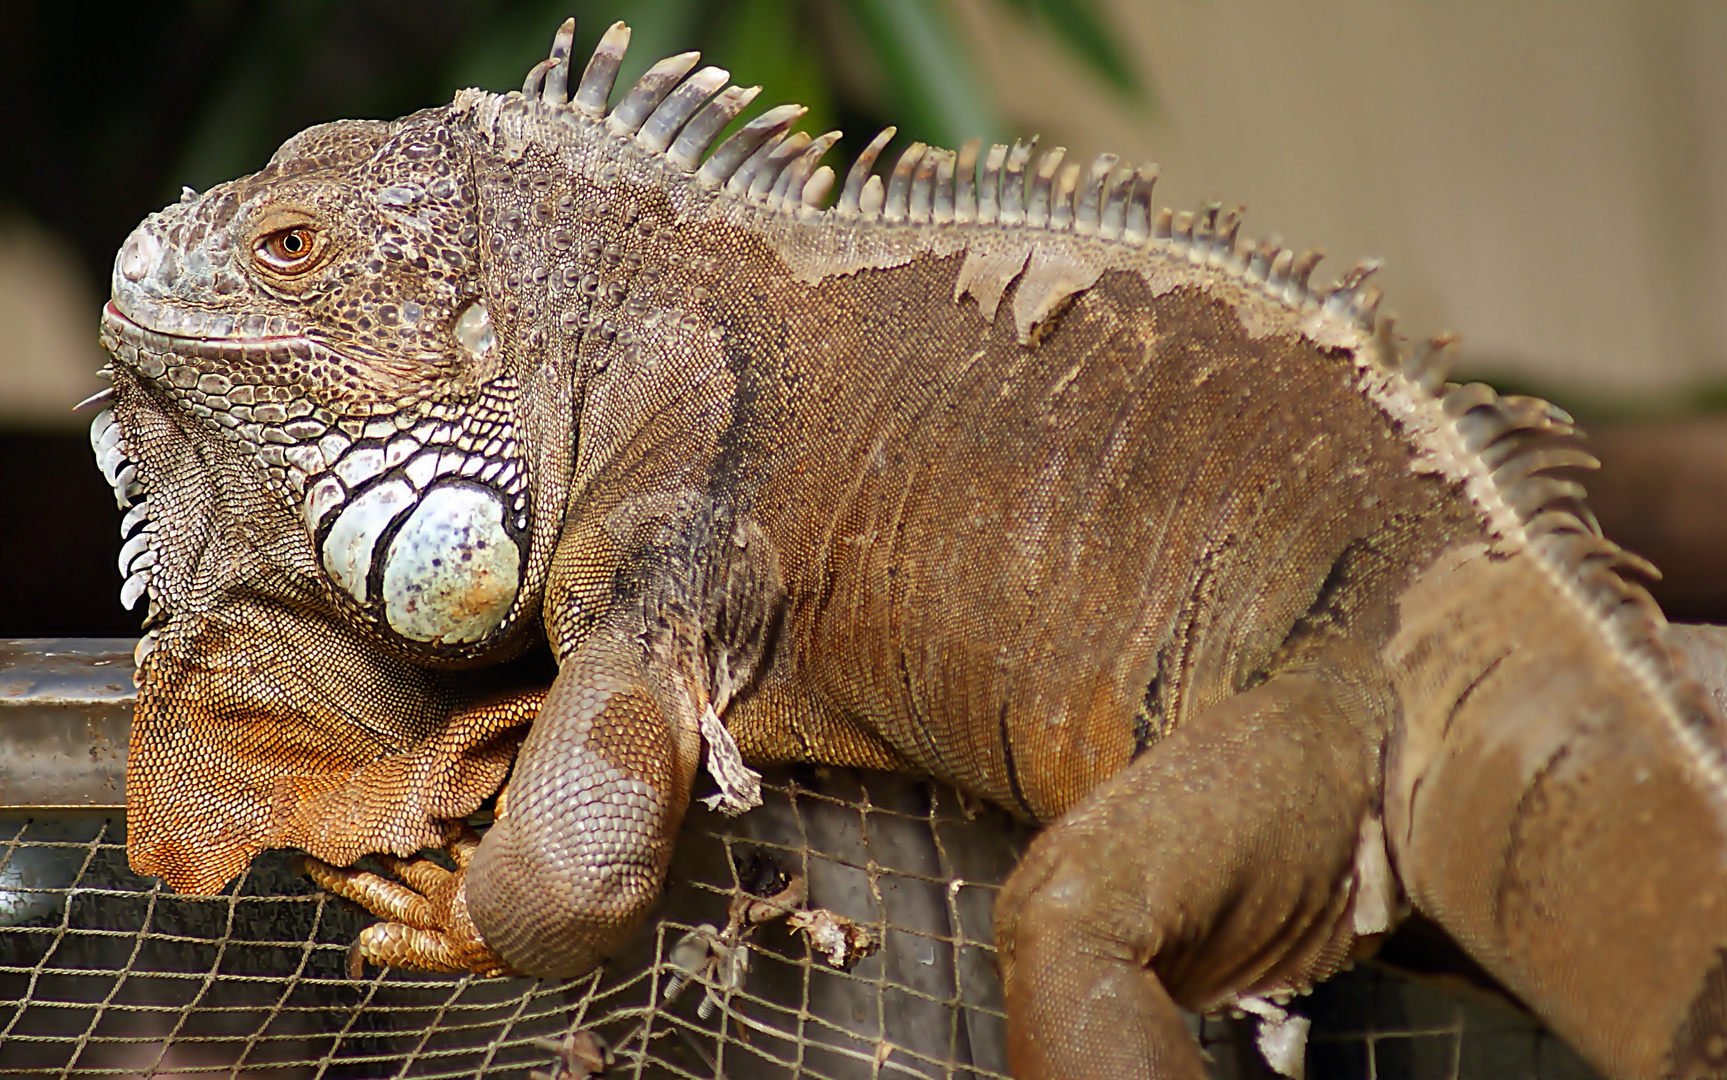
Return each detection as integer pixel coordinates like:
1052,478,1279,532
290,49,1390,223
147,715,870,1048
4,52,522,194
90,19,1727,1079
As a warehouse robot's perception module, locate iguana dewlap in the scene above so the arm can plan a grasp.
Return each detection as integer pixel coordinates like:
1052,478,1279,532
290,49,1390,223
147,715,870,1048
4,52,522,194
92,20,1727,1079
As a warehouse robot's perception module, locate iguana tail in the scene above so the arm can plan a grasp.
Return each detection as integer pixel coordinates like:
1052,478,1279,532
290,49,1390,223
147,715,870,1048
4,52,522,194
1386,541,1727,1080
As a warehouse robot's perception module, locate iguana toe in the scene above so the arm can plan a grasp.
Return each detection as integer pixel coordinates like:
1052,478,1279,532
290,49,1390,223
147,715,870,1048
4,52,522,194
297,849,513,978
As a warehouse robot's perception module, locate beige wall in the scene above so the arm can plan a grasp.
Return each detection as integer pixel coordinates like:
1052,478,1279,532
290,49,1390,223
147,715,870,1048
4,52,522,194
0,214,107,429
958,1,1727,406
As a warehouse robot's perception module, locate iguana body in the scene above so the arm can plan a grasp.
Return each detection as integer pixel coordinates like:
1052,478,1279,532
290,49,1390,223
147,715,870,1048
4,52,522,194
93,21,1727,1079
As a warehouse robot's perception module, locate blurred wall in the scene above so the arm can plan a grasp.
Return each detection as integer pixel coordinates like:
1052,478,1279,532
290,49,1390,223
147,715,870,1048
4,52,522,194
0,216,108,429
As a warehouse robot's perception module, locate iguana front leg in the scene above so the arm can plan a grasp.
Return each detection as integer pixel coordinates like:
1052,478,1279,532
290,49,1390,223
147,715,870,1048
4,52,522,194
314,500,779,977
313,624,707,977
995,671,1386,1080
477,625,709,975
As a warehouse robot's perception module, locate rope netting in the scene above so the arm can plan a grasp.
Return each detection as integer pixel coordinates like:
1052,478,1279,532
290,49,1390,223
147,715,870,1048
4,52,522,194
0,768,1599,1080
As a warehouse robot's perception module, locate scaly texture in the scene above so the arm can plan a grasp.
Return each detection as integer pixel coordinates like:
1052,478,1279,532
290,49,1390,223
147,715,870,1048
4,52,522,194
94,18,1727,1079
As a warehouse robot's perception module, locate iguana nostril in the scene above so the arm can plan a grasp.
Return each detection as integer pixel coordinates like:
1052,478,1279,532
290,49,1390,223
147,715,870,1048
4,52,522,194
119,230,159,282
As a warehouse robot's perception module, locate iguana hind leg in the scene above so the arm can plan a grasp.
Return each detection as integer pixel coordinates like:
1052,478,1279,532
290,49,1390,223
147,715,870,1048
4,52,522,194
995,672,1384,1080
1387,550,1727,1080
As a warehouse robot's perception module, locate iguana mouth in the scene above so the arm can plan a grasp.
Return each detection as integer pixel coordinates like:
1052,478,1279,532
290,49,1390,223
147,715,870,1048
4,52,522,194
101,299,308,353
102,298,454,400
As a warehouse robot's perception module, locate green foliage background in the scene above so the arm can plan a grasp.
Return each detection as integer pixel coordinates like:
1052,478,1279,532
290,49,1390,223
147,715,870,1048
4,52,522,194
174,0,1145,200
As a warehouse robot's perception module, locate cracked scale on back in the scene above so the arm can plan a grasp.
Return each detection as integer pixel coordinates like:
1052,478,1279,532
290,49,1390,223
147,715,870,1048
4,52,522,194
91,14,1727,1080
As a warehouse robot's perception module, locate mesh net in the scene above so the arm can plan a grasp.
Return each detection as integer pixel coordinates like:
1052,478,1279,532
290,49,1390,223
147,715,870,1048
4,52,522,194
0,767,1600,1080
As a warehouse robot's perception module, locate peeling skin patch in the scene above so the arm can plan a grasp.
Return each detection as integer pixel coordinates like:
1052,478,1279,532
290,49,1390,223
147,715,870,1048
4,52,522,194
383,484,521,644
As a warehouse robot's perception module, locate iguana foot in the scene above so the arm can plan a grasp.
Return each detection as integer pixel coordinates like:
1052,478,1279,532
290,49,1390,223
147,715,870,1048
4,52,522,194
297,825,514,978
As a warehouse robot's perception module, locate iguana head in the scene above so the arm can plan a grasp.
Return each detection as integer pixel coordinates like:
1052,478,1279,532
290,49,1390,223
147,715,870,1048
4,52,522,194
95,103,580,895
97,108,564,659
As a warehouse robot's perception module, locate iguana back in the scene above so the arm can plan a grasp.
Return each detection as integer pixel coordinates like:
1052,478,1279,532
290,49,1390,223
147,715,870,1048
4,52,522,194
94,20,1727,1079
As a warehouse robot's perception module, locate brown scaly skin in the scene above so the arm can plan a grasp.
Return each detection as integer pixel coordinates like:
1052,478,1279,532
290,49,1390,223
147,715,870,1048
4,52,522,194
93,19,1727,1079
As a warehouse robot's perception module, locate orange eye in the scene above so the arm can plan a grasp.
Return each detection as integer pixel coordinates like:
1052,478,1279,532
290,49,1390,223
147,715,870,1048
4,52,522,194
256,226,319,272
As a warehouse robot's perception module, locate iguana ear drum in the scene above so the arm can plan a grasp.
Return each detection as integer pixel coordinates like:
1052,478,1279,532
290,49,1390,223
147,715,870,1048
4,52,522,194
321,479,522,645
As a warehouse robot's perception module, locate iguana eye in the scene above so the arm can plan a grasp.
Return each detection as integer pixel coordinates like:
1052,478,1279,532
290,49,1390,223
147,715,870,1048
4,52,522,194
255,226,320,272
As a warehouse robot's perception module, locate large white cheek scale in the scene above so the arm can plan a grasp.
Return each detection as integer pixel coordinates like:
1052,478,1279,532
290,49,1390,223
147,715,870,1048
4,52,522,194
380,485,521,645
322,479,416,602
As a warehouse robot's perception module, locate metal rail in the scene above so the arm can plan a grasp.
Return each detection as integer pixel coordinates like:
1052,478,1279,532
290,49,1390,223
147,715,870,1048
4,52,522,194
4,626,1722,811
0,638,134,808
